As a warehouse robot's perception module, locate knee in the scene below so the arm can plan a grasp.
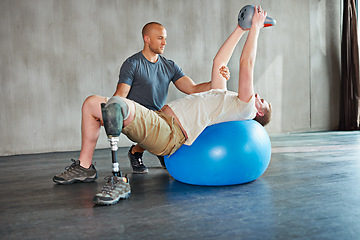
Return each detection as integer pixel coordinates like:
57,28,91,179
82,95,106,112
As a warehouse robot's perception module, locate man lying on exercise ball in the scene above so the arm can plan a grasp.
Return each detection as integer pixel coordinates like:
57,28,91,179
94,5,273,205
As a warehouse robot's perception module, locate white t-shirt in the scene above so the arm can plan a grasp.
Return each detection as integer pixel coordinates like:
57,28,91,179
167,89,257,145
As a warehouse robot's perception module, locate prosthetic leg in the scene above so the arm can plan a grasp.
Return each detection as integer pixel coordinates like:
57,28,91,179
101,102,123,177
93,98,131,206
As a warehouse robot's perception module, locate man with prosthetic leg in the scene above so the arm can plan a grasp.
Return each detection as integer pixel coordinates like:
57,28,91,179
92,98,131,205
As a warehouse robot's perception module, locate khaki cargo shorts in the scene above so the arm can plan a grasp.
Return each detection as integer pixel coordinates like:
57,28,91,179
122,102,186,156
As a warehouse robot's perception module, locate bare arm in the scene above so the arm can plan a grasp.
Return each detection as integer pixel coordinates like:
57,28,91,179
211,26,246,90
173,67,230,94
173,76,210,94
237,6,266,102
113,83,131,97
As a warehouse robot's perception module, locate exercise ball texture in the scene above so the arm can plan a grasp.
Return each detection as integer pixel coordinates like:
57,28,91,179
165,120,271,186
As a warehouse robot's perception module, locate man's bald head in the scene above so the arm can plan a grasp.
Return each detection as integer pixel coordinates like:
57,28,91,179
142,22,165,38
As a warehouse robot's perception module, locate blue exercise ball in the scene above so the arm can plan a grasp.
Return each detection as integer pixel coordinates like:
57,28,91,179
164,120,271,186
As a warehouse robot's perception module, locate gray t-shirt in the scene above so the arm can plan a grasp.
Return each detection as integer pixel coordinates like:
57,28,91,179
118,51,185,110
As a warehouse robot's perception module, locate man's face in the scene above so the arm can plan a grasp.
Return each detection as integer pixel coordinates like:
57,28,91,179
147,26,167,54
255,93,270,116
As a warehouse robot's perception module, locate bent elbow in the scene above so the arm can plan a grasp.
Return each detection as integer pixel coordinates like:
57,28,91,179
213,58,226,69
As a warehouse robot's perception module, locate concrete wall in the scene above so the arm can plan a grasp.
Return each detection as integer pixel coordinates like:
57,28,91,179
0,0,341,156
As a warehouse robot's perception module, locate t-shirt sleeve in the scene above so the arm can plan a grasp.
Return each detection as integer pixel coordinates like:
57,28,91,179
171,61,185,83
118,59,135,85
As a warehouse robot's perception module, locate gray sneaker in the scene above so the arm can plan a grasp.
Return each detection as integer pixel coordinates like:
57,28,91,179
92,176,131,205
53,159,97,184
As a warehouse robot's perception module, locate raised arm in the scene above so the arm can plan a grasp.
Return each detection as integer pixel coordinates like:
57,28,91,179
210,25,246,90
237,6,266,102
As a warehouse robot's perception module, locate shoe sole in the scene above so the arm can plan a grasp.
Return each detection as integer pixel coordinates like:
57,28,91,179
132,169,149,174
53,175,97,185
92,192,131,206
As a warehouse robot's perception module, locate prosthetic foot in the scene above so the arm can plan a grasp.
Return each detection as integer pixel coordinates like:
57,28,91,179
101,101,124,177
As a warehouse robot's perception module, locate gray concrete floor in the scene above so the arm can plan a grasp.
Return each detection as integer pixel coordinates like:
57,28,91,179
1,131,360,240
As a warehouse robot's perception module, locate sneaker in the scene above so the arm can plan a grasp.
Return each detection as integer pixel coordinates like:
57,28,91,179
128,145,149,173
157,155,166,169
53,159,97,184
92,176,131,205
